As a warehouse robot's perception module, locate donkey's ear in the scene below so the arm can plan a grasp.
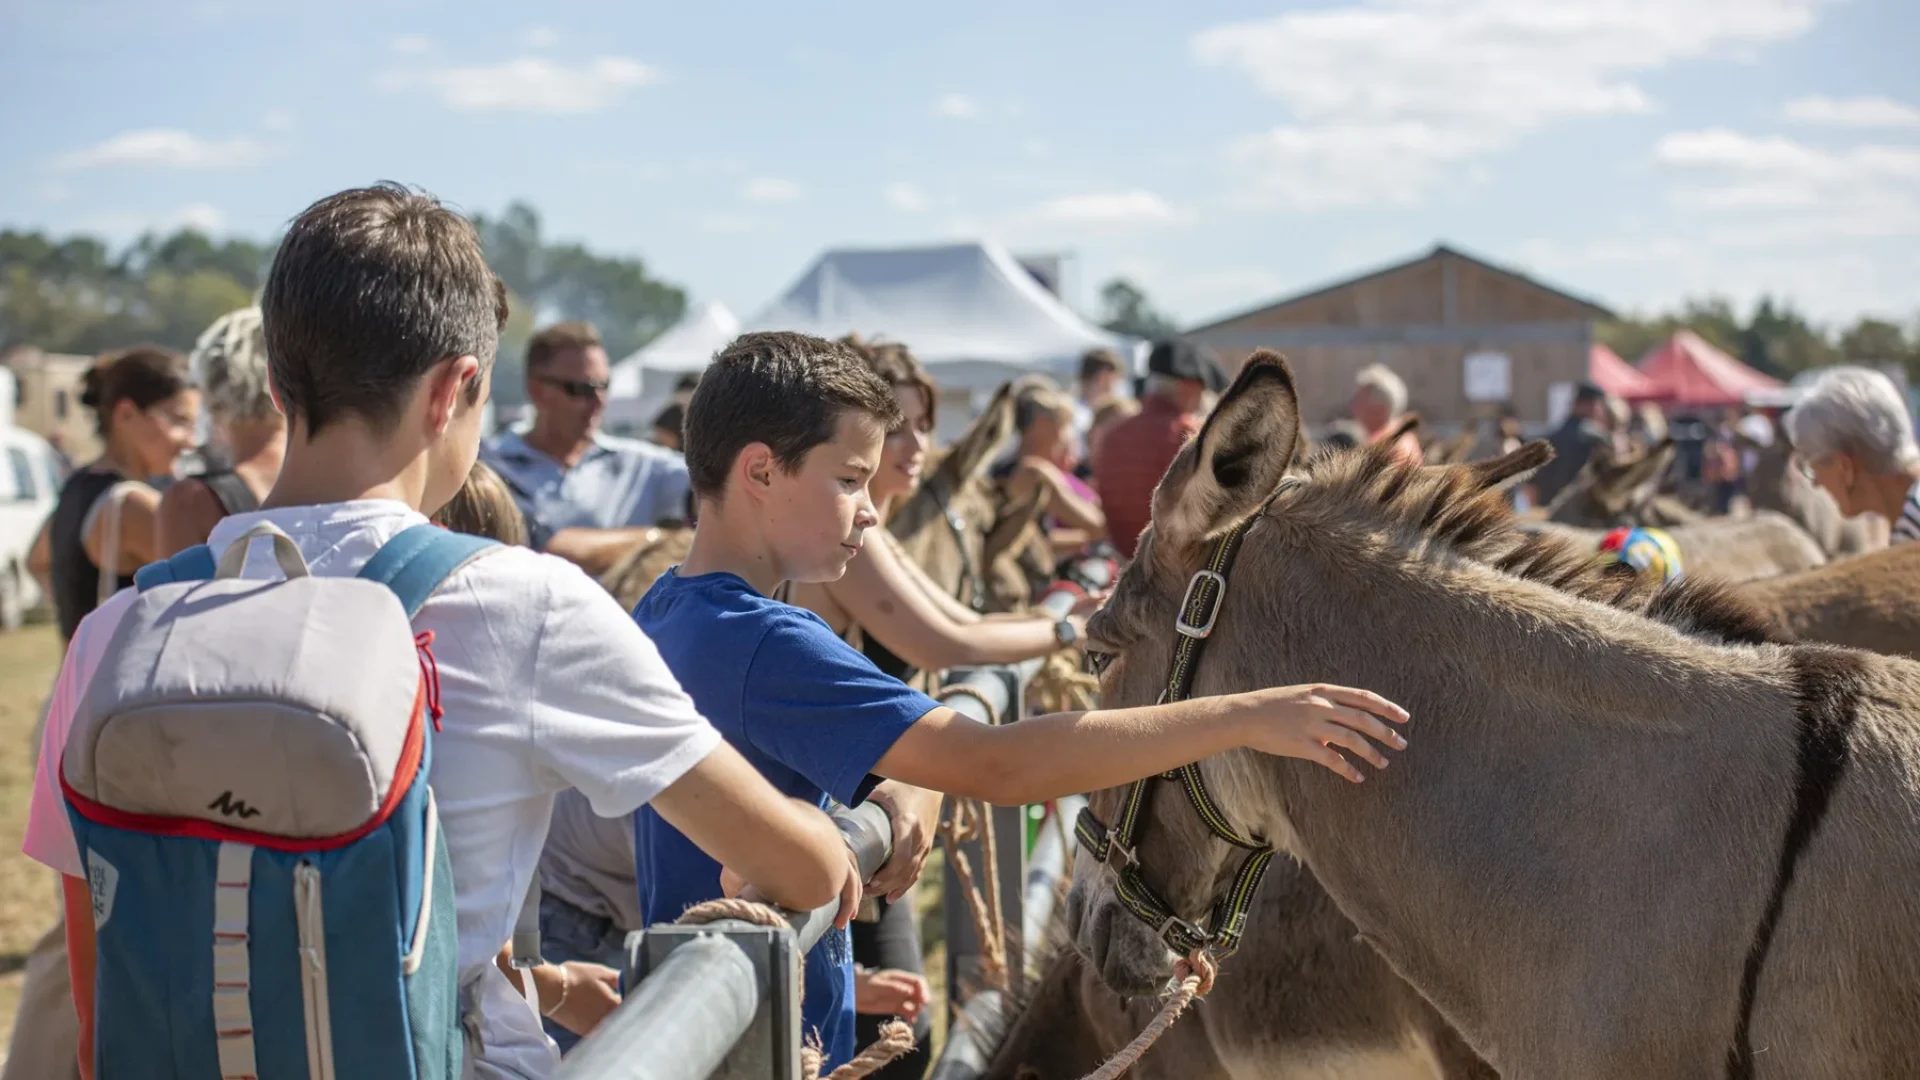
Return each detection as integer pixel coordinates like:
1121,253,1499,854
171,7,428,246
1598,438,1676,512
938,382,1016,483
1153,350,1300,546
1468,439,1554,492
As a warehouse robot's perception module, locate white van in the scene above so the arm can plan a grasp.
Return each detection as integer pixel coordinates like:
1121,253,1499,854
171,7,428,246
0,424,62,629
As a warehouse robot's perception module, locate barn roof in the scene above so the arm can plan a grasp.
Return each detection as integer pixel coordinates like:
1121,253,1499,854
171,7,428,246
1187,243,1615,333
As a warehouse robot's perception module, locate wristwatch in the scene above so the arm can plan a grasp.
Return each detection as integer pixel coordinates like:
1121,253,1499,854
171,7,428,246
1053,618,1079,648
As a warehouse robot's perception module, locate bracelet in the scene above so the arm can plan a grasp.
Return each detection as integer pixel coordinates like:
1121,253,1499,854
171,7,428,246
542,963,573,1017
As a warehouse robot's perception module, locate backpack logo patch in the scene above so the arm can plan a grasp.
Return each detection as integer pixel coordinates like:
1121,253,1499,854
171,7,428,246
207,791,262,820
86,849,119,930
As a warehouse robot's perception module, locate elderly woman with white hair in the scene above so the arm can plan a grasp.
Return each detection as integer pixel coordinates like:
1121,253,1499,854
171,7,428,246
1351,362,1424,466
155,306,286,555
1783,365,1920,543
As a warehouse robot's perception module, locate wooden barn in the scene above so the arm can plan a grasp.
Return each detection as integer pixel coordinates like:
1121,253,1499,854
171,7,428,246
1186,244,1613,432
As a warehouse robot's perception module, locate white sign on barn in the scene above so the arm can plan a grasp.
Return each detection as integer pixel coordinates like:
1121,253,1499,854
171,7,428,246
1464,351,1512,403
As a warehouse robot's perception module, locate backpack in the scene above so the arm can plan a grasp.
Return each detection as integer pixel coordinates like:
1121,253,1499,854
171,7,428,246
59,521,497,1080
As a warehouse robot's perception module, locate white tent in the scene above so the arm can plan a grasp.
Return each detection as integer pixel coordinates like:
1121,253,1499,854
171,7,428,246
744,241,1135,437
605,300,741,432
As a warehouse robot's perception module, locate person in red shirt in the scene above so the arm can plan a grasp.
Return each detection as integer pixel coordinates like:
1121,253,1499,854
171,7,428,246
1093,339,1226,559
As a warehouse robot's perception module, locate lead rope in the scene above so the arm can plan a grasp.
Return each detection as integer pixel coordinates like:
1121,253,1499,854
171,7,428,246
933,686,1013,996
675,899,915,1080
1076,950,1218,1080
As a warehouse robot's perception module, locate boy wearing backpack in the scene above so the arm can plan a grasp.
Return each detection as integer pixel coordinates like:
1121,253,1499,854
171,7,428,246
633,331,1413,1069
23,185,859,1080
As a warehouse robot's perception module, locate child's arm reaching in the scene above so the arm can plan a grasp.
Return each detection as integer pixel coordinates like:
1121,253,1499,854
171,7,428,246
874,683,1409,806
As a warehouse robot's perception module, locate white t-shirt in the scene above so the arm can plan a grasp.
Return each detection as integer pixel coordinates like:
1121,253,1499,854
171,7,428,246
23,500,722,1080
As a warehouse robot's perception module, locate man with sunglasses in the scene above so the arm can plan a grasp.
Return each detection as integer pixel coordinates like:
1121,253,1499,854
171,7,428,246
484,321,693,573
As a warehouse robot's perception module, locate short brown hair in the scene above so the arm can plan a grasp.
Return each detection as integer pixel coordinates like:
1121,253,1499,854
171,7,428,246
431,461,529,546
1078,348,1122,382
527,321,603,371
839,335,937,432
262,182,507,436
82,345,193,435
684,331,901,500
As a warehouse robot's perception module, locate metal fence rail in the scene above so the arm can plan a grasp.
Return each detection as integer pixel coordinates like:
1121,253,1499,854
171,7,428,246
555,801,894,1080
558,578,1098,1080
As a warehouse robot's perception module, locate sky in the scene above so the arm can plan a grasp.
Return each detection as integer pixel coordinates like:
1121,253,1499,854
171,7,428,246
1,0,1915,333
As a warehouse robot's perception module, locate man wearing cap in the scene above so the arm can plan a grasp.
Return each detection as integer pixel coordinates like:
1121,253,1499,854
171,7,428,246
1093,338,1228,559
1528,381,1615,505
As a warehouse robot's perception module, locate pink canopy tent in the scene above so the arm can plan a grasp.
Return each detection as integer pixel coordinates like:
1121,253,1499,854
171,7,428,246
1588,343,1661,401
1635,330,1781,410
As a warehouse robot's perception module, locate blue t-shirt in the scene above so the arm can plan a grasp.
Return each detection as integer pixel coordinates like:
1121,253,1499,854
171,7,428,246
631,569,940,1067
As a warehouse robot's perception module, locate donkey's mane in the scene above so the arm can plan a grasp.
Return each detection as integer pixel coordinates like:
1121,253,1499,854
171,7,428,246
1291,441,1780,646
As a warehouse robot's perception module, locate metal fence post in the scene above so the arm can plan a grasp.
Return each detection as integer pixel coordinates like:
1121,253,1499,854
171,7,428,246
555,801,894,1080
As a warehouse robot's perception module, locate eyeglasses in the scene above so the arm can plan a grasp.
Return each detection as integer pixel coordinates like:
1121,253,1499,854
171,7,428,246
1792,454,1821,481
536,375,611,400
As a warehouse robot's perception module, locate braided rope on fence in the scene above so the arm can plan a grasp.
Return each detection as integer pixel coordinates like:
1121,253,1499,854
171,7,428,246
673,900,917,1079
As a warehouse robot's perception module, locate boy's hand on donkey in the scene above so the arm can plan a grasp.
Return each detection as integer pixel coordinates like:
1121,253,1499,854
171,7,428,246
1233,684,1410,783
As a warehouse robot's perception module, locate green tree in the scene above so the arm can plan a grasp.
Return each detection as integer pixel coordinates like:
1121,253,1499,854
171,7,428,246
471,201,686,404
1097,277,1178,339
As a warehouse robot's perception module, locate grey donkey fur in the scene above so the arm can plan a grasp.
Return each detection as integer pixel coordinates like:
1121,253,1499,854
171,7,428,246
1069,350,1920,1079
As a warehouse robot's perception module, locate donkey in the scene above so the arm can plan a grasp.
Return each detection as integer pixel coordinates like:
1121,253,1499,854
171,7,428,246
599,527,695,611
1739,540,1920,659
888,382,1018,610
988,864,1495,1079
1528,512,1828,586
1068,350,1920,1079
1544,439,1704,529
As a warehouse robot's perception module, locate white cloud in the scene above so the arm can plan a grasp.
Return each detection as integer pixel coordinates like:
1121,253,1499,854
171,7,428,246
1194,0,1836,209
883,182,928,212
1654,128,1920,215
740,177,802,203
389,35,432,55
934,93,979,119
261,109,295,133
525,26,560,48
1782,95,1920,129
1028,190,1189,228
384,55,661,113
1023,138,1050,160
54,129,269,170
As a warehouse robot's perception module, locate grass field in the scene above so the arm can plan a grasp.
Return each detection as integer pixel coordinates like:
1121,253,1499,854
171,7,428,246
0,624,65,1065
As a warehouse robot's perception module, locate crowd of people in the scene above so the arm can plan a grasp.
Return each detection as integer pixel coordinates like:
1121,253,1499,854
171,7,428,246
11,184,1406,1080
12,181,1918,1080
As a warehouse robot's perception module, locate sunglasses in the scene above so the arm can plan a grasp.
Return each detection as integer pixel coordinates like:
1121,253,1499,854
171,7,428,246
536,375,611,400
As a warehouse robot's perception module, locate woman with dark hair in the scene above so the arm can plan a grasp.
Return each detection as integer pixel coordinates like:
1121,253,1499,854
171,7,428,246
30,344,199,640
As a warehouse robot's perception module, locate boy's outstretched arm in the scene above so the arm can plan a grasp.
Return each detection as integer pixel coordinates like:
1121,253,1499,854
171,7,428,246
650,740,855,916
873,684,1410,806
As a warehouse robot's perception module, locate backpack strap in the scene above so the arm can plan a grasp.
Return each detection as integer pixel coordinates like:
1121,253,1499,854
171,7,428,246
357,524,500,618
132,545,218,591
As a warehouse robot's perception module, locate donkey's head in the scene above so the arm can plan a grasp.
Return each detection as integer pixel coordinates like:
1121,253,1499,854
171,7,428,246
1066,351,1768,994
1545,438,1678,528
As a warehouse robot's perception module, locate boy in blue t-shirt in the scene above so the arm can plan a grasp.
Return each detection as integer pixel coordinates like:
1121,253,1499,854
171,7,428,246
634,331,1411,1068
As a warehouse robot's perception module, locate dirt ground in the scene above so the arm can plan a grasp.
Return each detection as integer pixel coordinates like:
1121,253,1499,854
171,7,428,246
0,624,64,1066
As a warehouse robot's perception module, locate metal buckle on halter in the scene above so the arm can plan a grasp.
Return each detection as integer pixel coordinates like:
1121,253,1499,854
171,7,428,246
1155,913,1210,951
1175,569,1228,639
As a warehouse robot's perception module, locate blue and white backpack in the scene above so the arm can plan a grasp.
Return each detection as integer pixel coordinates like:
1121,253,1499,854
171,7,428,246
60,521,496,1079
